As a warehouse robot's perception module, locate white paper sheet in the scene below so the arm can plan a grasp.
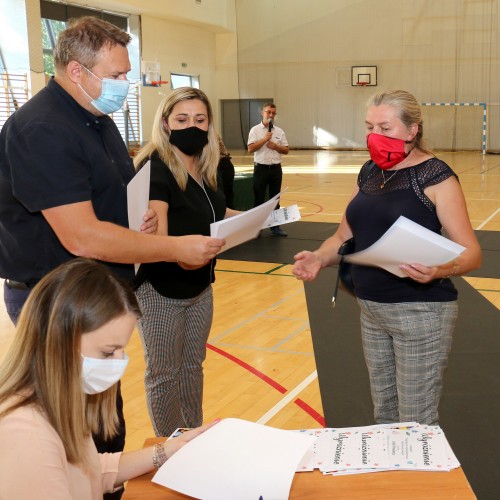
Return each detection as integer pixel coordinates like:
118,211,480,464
261,204,301,229
211,193,281,252
344,216,465,277
127,161,150,273
294,423,459,475
152,418,316,500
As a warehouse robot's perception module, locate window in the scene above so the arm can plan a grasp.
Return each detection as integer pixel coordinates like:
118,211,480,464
41,18,66,77
0,1,142,150
0,73,29,129
170,73,200,89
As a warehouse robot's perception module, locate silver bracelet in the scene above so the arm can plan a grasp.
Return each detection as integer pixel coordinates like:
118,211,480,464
443,262,460,279
152,443,168,469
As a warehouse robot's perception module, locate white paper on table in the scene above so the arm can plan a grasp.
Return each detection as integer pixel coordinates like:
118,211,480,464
211,193,281,252
293,429,327,472
383,426,451,471
317,424,453,473
261,204,301,229
127,161,150,273
295,423,420,473
152,418,317,500
344,216,465,277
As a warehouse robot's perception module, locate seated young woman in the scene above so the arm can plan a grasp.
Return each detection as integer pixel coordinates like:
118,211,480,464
0,258,218,499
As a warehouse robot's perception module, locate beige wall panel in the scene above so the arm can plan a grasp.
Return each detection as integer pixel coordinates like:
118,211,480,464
140,15,217,141
234,0,500,150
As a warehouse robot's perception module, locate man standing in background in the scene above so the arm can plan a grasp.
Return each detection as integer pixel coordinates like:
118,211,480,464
248,102,289,236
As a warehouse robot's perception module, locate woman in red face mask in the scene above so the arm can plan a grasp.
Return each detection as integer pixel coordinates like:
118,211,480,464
292,90,481,426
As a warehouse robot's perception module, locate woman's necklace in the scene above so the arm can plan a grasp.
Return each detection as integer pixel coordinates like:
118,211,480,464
380,169,399,189
379,147,416,189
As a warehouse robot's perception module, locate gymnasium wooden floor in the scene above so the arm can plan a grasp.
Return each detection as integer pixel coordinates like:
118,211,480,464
0,150,498,455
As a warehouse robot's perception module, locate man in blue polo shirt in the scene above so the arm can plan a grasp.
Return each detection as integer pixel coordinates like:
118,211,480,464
0,16,224,500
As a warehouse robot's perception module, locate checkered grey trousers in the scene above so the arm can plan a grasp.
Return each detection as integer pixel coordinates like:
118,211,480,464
136,280,213,437
357,299,458,426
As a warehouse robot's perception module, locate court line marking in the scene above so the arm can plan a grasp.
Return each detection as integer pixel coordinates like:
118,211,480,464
210,288,304,343
207,344,324,426
256,370,323,426
475,206,500,230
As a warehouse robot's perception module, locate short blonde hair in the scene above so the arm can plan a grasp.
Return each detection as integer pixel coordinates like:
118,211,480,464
134,87,219,191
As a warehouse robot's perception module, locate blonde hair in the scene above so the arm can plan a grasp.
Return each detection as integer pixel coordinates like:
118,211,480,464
367,89,433,156
134,87,219,191
0,259,141,465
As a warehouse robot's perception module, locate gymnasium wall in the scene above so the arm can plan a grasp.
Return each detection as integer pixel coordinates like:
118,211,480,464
231,0,500,151
139,14,218,141
5,1,500,151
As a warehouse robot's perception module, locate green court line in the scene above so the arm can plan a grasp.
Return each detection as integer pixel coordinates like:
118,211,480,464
265,264,288,274
216,264,293,277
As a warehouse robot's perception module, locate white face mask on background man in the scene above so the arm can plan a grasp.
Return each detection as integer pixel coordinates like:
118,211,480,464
81,353,129,394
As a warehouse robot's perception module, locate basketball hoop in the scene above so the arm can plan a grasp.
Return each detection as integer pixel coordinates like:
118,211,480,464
356,82,369,87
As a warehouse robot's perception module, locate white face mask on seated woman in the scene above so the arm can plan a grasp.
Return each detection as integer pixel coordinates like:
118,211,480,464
81,354,129,394
80,312,136,394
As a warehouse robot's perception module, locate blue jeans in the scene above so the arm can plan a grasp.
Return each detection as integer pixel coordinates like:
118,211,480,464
3,281,32,325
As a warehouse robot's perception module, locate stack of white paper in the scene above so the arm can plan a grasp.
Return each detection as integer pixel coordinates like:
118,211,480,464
210,193,281,252
210,191,301,253
152,418,316,500
295,422,460,476
344,216,466,277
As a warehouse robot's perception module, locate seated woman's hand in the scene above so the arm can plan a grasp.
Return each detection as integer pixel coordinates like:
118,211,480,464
162,419,220,459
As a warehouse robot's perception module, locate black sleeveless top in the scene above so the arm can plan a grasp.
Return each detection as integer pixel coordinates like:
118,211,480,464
345,157,458,303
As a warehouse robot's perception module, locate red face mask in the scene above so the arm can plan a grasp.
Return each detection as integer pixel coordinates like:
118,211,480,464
367,133,410,169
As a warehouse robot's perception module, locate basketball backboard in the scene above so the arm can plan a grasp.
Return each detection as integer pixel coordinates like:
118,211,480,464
351,66,377,86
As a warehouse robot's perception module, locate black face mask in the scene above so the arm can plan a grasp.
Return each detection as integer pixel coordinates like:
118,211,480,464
169,126,209,156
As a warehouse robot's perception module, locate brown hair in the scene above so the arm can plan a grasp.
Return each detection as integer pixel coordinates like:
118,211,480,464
54,16,131,72
0,258,141,465
262,102,276,110
367,90,433,155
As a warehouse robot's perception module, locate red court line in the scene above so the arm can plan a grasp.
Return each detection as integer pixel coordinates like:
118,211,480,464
207,343,287,394
207,343,325,427
294,398,325,427
292,199,324,217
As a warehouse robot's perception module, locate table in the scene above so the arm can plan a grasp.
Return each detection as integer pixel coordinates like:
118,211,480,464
123,438,476,499
233,173,254,210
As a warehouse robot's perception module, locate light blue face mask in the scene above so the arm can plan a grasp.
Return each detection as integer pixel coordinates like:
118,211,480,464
79,65,130,115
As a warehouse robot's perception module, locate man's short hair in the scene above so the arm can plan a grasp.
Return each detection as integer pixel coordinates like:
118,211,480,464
54,16,131,72
262,102,276,110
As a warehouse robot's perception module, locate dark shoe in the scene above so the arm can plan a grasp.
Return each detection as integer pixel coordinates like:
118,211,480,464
271,226,287,237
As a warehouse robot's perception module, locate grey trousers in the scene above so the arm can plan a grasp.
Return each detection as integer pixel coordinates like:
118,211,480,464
136,281,213,437
358,299,458,426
